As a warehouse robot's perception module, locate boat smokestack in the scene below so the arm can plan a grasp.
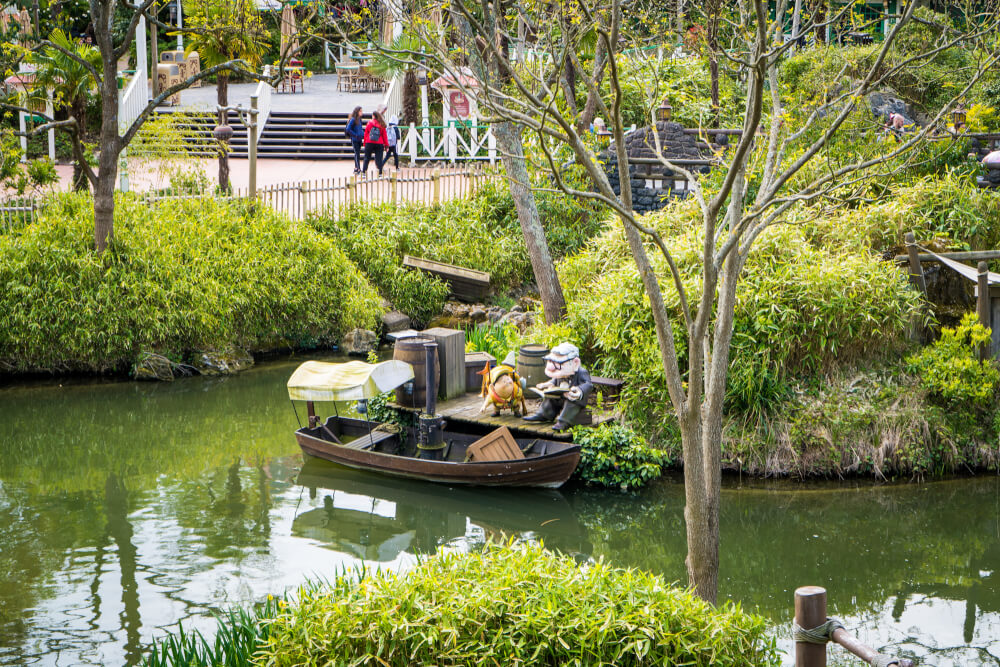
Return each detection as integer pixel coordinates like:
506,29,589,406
424,342,438,416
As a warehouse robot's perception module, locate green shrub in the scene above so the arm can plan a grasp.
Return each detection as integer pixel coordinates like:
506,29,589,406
308,181,602,323
464,321,520,362
907,313,1000,410
549,202,923,430
0,193,383,373
571,423,671,490
258,542,779,666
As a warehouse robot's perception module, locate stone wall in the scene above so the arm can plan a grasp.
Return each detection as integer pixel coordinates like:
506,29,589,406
602,121,719,214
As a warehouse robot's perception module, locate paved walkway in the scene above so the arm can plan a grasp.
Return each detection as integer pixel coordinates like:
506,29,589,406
51,157,395,192
168,73,384,114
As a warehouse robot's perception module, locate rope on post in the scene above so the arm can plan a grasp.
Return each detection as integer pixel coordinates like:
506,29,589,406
792,617,845,643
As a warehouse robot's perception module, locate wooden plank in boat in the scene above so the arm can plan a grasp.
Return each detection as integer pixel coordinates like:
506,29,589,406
342,429,396,450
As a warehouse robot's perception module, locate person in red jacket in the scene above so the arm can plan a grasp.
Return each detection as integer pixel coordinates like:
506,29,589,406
362,110,388,176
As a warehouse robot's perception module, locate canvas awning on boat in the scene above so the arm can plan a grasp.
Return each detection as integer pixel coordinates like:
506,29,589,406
287,360,414,402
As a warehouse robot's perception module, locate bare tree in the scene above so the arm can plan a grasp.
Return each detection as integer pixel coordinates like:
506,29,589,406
380,0,1000,602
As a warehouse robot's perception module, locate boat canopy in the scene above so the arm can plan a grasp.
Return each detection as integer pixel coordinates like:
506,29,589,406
287,360,414,402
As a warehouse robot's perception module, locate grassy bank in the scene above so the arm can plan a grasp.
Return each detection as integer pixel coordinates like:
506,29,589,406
142,543,778,667
0,194,383,374
523,173,1000,479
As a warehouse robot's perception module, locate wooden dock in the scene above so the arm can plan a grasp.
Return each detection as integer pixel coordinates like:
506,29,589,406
391,392,616,440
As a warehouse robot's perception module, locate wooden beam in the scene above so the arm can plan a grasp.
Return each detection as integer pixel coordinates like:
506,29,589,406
893,249,1000,264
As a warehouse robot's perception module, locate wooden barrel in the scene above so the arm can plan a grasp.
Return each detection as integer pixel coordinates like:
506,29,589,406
516,344,549,389
393,337,440,408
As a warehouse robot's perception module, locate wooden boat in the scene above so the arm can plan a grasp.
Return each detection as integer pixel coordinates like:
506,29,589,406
289,359,581,489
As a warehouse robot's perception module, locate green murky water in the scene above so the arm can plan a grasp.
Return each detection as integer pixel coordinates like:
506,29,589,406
1,356,998,666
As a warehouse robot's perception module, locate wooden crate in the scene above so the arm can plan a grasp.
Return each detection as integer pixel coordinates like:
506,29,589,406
467,427,524,462
465,351,496,393
421,327,466,400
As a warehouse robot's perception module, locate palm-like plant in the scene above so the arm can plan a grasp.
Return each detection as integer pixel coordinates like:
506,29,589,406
184,0,269,109
30,29,101,191
367,31,424,124
183,0,269,189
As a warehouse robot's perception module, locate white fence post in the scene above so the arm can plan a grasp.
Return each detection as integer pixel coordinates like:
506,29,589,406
488,128,496,166
448,125,457,163
408,122,418,163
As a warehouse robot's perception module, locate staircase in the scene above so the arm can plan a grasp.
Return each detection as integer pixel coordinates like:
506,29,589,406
152,108,247,157
255,111,357,159
155,109,359,160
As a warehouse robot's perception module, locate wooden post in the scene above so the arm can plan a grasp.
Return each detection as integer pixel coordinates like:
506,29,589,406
432,170,441,205
349,174,358,206
904,232,927,294
795,586,827,667
979,261,991,362
391,170,398,204
299,181,309,220
306,401,317,428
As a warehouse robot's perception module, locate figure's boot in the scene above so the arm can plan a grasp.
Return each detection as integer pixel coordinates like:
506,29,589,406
552,402,583,432
523,399,556,423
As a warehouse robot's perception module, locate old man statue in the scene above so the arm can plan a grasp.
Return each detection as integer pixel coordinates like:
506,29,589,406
523,342,593,432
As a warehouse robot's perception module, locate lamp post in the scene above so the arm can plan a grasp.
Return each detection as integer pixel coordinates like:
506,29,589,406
214,101,259,194
418,65,430,147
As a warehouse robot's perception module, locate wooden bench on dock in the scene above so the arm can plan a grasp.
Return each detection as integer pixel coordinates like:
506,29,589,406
403,255,491,302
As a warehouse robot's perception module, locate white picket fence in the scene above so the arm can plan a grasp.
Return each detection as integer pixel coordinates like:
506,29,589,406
399,123,497,164
143,165,500,220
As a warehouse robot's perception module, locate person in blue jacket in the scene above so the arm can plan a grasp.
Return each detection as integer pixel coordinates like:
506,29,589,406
345,106,365,173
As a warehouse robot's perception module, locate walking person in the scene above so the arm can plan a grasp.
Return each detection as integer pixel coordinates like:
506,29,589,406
362,110,388,176
345,106,364,173
384,115,400,171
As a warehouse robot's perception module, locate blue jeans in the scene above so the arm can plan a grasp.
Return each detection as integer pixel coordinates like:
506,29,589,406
351,139,363,171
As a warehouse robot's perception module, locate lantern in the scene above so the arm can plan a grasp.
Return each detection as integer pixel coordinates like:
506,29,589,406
213,123,233,142
657,100,672,122
952,104,966,131
417,66,428,86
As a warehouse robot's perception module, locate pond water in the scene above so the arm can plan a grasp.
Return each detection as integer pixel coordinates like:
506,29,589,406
1,355,999,666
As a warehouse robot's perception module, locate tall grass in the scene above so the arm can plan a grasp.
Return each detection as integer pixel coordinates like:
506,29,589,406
141,595,284,667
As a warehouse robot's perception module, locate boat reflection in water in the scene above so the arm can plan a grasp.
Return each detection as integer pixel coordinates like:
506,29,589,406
293,458,592,563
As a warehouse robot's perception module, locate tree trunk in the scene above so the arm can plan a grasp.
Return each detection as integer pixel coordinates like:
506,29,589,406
71,97,89,192
492,121,567,323
217,73,230,192
94,51,121,252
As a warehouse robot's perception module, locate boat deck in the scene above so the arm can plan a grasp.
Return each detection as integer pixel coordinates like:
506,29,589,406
391,392,617,440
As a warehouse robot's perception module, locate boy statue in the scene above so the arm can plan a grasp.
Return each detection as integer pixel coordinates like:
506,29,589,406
523,342,593,432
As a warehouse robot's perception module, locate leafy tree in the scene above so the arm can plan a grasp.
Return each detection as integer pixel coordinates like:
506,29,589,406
29,28,100,191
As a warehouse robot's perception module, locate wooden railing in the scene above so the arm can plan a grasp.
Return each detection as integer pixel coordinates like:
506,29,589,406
382,72,404,125
0,196,42,231
118,73,147,136
142,166,500,221
253,76,273,145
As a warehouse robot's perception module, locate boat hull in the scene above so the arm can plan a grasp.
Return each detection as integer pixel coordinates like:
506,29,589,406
295,418,581,488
